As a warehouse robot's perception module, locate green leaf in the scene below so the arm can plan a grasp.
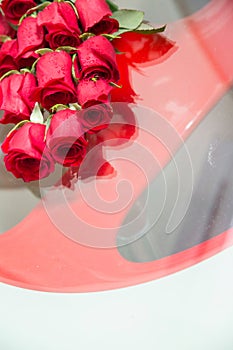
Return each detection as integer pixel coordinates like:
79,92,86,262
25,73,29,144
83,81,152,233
44,114,53,142
56,46,78,52
111,9,144,30
112,28,130,37
30,102,44,124
20,68,31,74
106,0,119,12
9,23,18,31
69,103,81,110
35,48,53,55
51,104,69,113
135,22,166,34
0,35,11,43
65,1,79,18
0,70,20,81
101,33,121,40
31,58,40,74
113,23,166,38
19,1,51,24
71,53,78,83
7,120,29,138
79,32,95,41
91,77,98,82
109,82,122,88
114,48,124,55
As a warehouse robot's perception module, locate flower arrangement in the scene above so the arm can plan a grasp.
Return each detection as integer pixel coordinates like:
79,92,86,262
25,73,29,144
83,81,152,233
0,0,165,183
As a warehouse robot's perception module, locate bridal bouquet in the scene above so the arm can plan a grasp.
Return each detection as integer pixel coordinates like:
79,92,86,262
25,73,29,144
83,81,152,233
0,0,165,183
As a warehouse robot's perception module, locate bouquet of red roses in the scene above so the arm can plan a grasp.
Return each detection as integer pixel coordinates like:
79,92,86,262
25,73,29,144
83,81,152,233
0,0,164,183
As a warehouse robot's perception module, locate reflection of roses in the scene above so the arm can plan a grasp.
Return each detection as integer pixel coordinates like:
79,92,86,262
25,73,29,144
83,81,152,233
76,36,119,82
1,122,54,182
114,32,175,64
32,51,77,110
79,142,115,180
75,0,118,35
112,32,176,103
46,109,87,167
0,72,37,124
37,2,81,50
1,0,36,25
96,103,136,146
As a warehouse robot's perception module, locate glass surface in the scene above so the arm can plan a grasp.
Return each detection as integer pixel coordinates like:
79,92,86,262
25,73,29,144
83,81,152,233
0,0,232,292
118,89,233,261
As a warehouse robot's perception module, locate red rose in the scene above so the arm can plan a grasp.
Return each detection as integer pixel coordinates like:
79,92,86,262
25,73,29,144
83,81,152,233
78,103,113,133
0,72,37,124
16,16,44,68
37,2,81,50
46,109,87,167
32,51,77,110
0,12,16,46
76,35,119,82
1,122,54,182
77,79,112,108
1,0,36,25
0,39,18,78
75,0,118,35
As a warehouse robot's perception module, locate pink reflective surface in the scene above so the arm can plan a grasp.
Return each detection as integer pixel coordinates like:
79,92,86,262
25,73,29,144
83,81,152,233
0,0,233,292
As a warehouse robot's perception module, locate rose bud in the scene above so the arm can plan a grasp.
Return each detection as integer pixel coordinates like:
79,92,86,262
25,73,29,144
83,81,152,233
77,79,112,108
0,12,16,47
37,2,81,50
1,122,54,182
1,0,36,25
78,103,113,134
0,39,18,78
16,16,44,69
0,72,37,124
32,51,77,110
46,109,87,167
75,0,118,35
76,35,119,82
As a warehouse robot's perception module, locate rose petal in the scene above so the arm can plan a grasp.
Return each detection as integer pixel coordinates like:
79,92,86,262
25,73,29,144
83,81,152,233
77,79,112,108
36,51,75,86
75,0,118,34
0,39,18,77
17,17,44,58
